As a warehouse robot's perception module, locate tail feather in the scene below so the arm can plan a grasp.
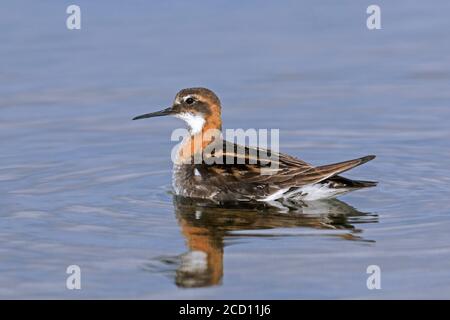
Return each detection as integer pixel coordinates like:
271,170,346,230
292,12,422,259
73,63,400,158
313,155,376,182
327,176,378,189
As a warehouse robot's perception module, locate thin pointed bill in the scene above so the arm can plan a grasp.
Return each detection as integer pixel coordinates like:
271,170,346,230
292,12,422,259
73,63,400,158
132,107,173,120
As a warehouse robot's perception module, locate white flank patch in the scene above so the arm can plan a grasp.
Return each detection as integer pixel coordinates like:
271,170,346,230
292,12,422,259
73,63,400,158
175,113,205,134
260,188,289,201
290,183,347,201
261,183,350,202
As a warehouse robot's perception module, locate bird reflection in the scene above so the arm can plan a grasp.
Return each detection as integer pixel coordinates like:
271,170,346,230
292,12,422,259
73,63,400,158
144,197,378,288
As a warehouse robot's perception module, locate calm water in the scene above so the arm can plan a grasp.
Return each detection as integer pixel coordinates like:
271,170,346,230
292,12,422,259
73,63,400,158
1,1,450,299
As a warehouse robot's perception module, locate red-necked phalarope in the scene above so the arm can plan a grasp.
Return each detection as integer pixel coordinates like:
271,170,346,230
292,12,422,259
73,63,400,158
133,88,377,203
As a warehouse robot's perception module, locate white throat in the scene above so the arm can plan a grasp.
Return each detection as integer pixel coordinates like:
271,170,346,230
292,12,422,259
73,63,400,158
175,113,205,134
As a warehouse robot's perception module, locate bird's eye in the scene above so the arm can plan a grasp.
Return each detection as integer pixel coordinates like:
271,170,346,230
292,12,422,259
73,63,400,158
185,97,195,104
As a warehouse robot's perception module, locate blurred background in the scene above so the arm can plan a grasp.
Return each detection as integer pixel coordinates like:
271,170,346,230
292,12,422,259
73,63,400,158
0,0,449,298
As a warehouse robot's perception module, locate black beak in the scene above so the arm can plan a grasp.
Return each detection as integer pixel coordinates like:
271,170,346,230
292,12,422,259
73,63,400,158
132,107,173,120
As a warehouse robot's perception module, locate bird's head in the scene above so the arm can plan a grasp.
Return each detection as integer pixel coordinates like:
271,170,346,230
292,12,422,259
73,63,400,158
133,87,222,134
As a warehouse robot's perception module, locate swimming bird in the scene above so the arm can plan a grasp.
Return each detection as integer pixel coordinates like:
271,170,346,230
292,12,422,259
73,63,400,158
133,88,376,203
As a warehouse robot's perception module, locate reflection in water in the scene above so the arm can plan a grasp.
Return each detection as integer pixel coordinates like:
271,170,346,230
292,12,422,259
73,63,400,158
144,197,378,288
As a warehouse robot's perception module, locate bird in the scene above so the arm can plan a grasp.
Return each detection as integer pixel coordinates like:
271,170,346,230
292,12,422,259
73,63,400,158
133,87,377,204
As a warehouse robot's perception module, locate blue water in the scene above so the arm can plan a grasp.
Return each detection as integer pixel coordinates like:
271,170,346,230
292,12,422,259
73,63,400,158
1,1,450,298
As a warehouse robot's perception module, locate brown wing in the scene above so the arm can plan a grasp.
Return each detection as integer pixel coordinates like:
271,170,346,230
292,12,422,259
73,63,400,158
196,140,375,200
